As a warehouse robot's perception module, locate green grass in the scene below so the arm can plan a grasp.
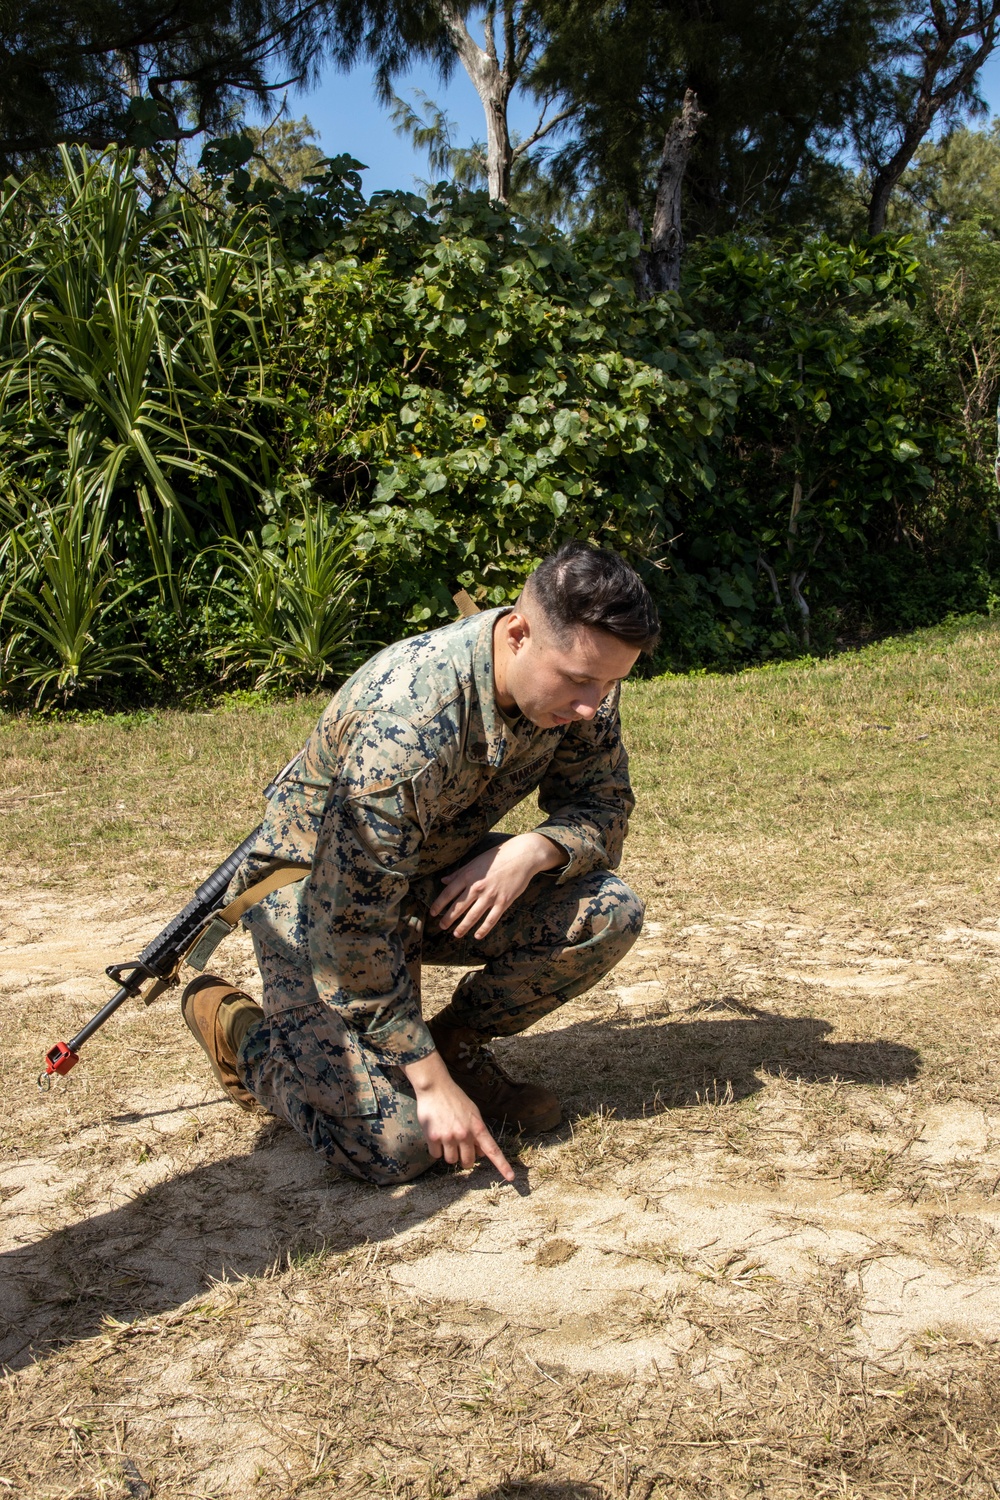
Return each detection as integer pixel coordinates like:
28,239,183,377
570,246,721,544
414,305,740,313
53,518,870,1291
0,695,326,890
621,613,1000,911
3,612,1000,910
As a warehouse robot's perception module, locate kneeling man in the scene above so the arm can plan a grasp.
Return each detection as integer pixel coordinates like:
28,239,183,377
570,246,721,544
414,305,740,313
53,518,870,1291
183,542,659,1184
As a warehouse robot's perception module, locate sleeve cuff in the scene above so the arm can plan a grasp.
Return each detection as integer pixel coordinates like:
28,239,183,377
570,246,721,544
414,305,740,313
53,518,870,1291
535,821,593,884
363,1003,436,1067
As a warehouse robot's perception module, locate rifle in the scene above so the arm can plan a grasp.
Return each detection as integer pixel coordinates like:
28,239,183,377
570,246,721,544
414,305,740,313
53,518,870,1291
38,754,302,1089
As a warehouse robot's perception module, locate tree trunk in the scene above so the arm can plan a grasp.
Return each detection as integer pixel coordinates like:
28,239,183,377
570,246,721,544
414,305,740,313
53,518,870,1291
483,93,512,204
633,90,705,299
866,106,933,235
436,0,514,205
649,90,705,292
867,170,896,237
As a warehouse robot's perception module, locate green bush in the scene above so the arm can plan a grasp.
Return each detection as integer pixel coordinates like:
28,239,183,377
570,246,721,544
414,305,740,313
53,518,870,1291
679,235,970,659
0,146,992,707
275,189,744,628
0,148,283,590
0,489,150,706
212,496,371,690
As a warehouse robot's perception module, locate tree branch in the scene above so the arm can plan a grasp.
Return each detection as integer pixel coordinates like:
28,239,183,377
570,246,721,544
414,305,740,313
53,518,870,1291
757,554,784,612
513,6,533,73
435,0,492,92
512,103,577,157
868,0,1000,232
484,1,500,68
501,0,517,85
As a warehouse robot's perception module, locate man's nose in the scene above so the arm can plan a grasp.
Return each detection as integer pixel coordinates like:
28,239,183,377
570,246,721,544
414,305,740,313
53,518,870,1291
571,688,604,719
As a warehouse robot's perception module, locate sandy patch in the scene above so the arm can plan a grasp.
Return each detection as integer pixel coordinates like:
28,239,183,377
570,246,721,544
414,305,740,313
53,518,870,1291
7,891,1000,1496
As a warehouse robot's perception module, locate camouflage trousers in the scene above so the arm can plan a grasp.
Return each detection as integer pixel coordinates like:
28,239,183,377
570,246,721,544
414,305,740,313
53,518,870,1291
237,854,643,1186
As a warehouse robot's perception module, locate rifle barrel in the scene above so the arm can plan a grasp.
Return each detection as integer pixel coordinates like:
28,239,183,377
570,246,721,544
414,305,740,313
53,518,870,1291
66,985,133,1053
135,824,264,979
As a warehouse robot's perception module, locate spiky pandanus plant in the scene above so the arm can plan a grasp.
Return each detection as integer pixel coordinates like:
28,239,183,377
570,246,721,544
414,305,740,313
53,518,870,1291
0,147,298,703
212,499,371,691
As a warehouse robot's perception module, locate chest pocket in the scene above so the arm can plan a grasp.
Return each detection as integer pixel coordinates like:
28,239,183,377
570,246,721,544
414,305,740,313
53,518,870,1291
433,793,480,825
412,758,488,833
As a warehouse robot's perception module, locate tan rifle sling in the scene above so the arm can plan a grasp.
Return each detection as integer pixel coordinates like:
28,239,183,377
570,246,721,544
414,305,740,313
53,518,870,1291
179,861,309,977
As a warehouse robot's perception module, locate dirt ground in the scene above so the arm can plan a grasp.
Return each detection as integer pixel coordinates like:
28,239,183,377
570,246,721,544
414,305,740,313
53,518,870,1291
6,865,1000,1497
7,623,1000,1496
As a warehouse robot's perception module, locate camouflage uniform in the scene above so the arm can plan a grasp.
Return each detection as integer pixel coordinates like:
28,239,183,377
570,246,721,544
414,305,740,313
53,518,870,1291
231,608,644,1183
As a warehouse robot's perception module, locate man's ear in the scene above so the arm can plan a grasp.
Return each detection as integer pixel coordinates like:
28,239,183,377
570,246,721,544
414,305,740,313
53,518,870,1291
506,610,530,652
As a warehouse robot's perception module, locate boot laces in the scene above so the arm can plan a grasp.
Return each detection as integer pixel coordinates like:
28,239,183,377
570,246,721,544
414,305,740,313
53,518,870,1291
457,1038,516,1087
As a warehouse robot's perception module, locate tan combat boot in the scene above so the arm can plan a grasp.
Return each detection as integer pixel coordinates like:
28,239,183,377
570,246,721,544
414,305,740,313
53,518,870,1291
181,974,263,1112
428,1016,562,1133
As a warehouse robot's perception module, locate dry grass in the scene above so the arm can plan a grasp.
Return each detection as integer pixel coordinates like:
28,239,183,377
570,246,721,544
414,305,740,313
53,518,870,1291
7,1249,1000,1499
6,616,1000,1496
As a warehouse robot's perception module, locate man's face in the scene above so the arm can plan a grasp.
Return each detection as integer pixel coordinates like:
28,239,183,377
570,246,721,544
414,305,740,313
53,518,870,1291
494,608,642,729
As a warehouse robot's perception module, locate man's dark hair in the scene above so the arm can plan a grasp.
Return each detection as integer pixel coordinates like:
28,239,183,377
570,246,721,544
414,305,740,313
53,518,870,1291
526,542,660,653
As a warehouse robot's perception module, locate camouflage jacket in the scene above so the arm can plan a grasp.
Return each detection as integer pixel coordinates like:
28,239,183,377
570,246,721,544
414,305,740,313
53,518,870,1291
237,608,634,1067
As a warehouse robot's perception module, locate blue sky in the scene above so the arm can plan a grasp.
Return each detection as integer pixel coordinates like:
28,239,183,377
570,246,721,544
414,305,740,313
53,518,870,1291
268,39,1000,198
271,58,544,194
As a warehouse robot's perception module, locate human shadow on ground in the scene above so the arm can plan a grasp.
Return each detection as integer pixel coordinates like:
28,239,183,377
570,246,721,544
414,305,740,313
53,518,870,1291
0,1123,512,1375
475,1486,603,1499
3,1006,918,1375
503,1002,920,1120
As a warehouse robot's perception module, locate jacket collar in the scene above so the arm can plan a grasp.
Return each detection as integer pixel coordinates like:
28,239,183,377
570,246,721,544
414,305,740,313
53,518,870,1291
469,607,523,768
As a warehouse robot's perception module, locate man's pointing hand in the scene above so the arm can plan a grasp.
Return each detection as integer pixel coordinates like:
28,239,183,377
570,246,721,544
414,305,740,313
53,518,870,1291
404,1050,515,1181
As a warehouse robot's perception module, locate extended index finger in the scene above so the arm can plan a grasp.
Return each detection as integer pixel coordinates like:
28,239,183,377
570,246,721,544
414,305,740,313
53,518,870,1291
476,1123,515,1182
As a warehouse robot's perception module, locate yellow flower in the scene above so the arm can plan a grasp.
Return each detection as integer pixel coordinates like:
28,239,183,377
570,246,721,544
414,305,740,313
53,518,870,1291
471,413,487,430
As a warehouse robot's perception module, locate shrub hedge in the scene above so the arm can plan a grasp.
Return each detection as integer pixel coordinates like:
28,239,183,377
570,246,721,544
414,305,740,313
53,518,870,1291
0,147,993,707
